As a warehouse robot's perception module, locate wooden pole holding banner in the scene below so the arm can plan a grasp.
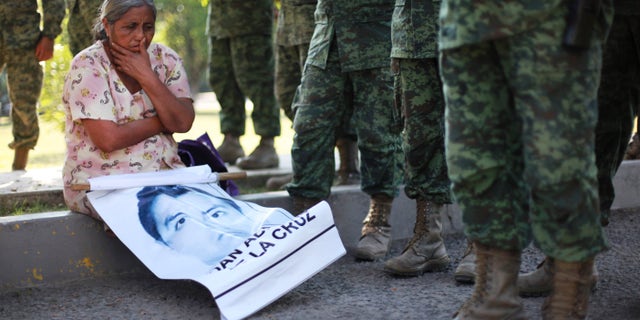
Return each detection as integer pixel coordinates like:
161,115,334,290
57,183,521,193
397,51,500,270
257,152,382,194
70,171,248,191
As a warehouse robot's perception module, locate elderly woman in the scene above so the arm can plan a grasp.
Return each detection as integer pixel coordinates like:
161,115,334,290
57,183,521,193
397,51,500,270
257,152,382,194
62,0,195,220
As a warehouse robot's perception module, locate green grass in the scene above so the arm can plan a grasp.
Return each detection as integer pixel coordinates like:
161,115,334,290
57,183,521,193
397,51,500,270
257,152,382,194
3,200,67,216
0,95,295,172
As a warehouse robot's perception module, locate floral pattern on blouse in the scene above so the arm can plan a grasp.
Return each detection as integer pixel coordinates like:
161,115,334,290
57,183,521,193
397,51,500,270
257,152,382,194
62,41,192,217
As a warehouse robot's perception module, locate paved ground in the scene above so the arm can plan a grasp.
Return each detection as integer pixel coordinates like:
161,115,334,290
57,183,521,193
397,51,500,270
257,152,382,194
1,208,638,320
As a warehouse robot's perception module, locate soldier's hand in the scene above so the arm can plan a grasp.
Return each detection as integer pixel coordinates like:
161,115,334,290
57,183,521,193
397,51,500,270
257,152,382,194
35,37,55,61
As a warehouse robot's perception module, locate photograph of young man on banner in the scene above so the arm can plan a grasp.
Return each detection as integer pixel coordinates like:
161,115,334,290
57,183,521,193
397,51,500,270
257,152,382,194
136,184,293,266
86,171,345,320
87,182,294,279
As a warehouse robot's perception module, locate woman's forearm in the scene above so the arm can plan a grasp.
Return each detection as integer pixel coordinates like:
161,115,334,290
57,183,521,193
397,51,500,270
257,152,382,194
82,116,165,153
138,75,195,133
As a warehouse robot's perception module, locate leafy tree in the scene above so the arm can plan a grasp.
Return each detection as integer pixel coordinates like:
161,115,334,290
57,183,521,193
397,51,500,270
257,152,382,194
40,26,73,130
155,0,210,92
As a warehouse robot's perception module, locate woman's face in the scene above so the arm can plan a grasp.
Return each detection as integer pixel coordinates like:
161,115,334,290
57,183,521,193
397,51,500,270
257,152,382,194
103,5,155,51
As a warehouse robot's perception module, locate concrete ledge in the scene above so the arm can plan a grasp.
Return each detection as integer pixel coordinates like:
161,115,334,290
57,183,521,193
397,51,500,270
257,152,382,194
2,160,640,292
0,211,149,292
0,186,461,293
609,160,640,210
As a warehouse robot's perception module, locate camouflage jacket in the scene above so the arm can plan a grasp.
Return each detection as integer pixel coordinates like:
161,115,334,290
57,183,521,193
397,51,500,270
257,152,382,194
276,0,317,46
439,0,613,50
391,0,441,59
207,0,273,39
0,0,65,49
306,0,394,72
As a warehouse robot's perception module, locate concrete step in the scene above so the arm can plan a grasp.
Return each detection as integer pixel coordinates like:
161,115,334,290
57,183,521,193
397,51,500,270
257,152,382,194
1,160,640,293
0,186,451,292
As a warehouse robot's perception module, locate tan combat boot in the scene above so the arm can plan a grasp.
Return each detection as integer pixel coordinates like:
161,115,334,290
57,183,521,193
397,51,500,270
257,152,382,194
334,137,360,186
453,243,526,320
291,196,322,216
384,199,450,276
236,137,279,169
541,258,595,320
518,257,554,297
12,147,29,171
217,134,245,164
354,194,393,261
518,256,598,297
265,173,293,190
455,241,477,284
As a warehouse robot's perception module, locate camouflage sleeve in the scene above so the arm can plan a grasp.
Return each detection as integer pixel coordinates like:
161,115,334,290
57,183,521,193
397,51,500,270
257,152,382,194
41,0,66,39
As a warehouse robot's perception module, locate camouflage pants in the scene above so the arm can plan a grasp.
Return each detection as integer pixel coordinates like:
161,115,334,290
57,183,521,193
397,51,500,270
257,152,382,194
440,15,607,261
286,50,403,200
0,46,41,150
392,58,451,204
208,34,280,137
67,0,102,55
595,16,640,223
276,43,357,139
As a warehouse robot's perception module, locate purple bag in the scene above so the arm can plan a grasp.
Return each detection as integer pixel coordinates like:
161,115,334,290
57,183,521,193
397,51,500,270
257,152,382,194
178,132,240,196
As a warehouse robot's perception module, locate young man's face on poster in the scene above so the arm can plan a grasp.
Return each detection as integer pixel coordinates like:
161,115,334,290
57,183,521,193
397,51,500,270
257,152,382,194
149,188,254,264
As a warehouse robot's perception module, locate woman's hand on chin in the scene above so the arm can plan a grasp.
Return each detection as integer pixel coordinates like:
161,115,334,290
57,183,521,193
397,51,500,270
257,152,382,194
109,38,154,81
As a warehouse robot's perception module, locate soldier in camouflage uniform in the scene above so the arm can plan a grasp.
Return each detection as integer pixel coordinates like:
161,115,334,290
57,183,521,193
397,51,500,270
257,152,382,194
266,0,360,190
67,0,103,56
286,0,404,262
382,0,455,277
594,0,640,227
273,0,316,123
207,0,281,169
0,0,65,170
518,0,640,299
439,0,612,318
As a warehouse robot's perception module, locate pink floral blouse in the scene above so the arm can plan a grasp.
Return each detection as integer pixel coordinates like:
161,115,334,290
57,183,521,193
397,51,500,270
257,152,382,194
62,41,192,217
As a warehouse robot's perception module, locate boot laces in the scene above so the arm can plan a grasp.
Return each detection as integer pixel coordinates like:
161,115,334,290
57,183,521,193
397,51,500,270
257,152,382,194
400,201,433,252
363,201,390,228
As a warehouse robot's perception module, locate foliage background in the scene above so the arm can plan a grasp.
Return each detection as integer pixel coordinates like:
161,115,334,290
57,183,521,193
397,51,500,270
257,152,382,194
0,1,295,173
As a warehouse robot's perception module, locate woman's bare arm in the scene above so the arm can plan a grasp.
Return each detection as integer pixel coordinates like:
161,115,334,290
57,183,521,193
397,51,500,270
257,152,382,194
82,116,165,153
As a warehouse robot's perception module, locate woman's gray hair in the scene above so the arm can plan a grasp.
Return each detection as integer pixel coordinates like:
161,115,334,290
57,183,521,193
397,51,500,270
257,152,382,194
93,0,157,41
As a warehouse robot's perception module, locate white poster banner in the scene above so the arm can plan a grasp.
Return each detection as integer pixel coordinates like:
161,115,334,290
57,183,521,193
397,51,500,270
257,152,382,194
86,169,345,320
